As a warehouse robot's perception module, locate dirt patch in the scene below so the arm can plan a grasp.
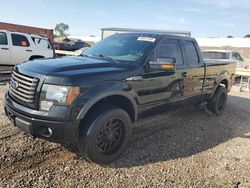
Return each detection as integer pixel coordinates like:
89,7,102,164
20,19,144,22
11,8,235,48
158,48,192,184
0,84,250,187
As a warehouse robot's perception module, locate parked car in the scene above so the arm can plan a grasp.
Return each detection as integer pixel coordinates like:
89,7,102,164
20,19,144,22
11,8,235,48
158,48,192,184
54,38,90,52
4,33,236,164
202,50,247,69
0,30,54,69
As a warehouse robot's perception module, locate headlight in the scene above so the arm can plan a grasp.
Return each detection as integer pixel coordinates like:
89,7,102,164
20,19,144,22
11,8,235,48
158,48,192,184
40,84,80,111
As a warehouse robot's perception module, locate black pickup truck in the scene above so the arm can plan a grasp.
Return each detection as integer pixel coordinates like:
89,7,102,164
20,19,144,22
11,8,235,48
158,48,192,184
4,33,236,164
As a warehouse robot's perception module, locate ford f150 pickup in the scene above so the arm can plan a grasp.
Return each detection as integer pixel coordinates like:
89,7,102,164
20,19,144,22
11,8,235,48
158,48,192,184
4,33,236,164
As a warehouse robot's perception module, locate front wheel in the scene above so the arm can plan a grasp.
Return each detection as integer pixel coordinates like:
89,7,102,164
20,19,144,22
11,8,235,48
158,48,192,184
206,86,228,116
78,107,132,164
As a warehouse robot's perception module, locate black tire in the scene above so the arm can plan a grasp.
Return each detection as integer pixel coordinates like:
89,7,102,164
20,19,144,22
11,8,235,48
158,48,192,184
206,86,228,116
29,56,44,60
78,107,132,164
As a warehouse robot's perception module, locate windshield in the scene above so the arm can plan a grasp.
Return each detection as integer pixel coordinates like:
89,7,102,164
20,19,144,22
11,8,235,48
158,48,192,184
82,34,156,64
202,51,230,60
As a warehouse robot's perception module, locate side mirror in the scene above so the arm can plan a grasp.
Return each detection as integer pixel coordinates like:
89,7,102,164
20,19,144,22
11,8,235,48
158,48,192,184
149,57,176,71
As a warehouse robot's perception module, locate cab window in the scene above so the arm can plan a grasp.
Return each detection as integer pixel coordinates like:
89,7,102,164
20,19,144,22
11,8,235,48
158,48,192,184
183,40,199,64
0,32,8,45
11,34,30,47
232,53,237,60
151,39,183,65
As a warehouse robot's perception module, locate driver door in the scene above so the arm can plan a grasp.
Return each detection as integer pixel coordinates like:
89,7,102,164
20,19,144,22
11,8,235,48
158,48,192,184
141,39,191,105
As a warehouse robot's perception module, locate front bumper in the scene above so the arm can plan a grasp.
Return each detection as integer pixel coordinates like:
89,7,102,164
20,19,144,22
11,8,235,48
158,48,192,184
4,94,80,143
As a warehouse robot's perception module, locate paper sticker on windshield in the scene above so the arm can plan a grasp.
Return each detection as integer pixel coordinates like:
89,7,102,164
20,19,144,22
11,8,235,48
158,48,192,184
137,37,156,42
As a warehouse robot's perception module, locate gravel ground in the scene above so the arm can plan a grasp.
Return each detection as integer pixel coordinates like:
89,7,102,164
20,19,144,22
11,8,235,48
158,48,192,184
0,84,250,188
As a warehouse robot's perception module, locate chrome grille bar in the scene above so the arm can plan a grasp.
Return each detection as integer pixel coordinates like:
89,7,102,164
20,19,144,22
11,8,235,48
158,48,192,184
10,87,34,99
9,89,34,103
10,78,36,90
12,71,35,82
11,74,37,86
10,70,39,104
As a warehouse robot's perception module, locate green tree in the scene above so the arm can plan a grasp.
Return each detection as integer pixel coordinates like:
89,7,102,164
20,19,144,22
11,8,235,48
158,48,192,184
54,23,69,37
244,34,250,38
227,35,233,38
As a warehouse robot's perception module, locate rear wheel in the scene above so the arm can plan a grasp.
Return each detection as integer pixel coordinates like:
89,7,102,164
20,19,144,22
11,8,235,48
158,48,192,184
206,86,228,116
78,107,132,164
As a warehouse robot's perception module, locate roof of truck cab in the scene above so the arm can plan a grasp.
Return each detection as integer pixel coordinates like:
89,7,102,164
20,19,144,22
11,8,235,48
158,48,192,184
0,29,48,40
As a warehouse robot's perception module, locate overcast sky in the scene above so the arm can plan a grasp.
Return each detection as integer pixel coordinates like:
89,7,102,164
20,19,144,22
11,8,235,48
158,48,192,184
1,0,250,38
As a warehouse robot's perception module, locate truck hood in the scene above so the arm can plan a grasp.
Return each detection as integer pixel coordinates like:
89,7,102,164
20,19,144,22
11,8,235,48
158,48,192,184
16,56,138,85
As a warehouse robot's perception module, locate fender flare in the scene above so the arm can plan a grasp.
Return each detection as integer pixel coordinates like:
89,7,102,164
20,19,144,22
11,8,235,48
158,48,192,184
210,77,229,99
76,90,138,122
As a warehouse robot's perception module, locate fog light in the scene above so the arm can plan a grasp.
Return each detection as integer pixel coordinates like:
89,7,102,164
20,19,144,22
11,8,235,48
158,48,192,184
39,126,53,138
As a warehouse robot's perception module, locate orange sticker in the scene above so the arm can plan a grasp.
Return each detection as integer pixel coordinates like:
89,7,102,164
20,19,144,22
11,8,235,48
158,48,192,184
187,75,193,80
188,85,193,92
21,41,27,46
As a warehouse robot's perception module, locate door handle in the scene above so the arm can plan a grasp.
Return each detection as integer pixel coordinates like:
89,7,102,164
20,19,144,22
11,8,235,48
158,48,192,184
26,49,32,52
1,47,9,50
182,72,187,77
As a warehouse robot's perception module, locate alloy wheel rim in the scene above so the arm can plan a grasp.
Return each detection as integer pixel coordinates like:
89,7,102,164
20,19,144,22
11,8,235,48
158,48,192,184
95,118,124,154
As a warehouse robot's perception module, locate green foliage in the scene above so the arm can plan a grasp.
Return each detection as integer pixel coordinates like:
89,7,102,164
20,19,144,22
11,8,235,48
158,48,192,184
244,34,250,38
54,23,69,37
227,35,233,38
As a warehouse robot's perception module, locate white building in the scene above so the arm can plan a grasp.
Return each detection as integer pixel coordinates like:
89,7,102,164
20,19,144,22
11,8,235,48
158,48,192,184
196,38,250,48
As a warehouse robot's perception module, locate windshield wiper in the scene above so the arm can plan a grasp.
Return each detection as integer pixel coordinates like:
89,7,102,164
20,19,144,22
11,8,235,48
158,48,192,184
94,54,120,64
79,54,89,57
98,54,120,64
80,54,120,64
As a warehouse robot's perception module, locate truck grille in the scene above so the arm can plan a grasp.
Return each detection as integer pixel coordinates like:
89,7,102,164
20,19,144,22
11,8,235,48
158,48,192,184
9,70,39,103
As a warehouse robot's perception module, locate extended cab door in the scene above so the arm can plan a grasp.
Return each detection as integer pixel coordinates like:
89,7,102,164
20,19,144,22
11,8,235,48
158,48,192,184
0,31,11,65
10,33,33,65
181,40,205,98
141,39,192,104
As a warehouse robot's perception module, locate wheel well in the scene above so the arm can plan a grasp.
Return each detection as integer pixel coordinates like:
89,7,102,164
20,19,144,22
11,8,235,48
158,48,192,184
211,79,229,99
29,55,45,60
219,79,228,89
82,95,136,124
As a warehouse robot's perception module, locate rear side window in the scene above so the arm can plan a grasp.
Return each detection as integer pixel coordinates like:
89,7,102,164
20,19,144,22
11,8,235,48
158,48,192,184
11,34,30,47
152,39,183,65
183,40,199,64
32,37,52,49
232,53,237,60
0,32,8,45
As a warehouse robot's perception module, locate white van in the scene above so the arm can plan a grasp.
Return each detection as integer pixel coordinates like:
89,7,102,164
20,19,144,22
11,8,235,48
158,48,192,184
0,30,54,67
